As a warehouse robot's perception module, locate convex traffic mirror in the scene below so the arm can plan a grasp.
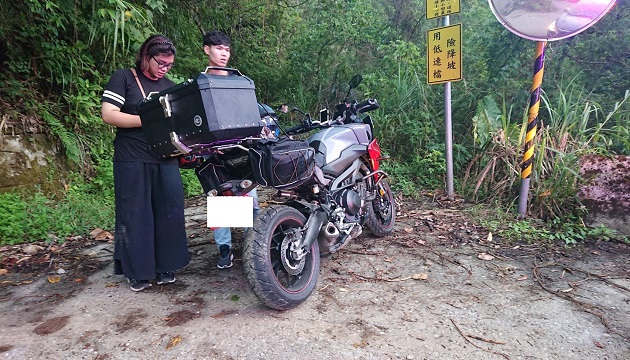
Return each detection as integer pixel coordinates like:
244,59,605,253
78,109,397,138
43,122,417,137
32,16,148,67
488,0,617,41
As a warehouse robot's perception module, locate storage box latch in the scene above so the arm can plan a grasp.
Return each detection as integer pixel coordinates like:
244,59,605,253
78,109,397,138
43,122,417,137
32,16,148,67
159,94,172,118
169,131,192,155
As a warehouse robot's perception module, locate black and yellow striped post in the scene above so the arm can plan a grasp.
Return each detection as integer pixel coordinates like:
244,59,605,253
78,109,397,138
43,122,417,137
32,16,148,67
517,41,546,219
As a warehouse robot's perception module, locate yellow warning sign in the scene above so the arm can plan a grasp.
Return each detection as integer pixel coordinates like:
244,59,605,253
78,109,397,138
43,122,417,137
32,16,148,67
427,24,462,85
426,0,461,20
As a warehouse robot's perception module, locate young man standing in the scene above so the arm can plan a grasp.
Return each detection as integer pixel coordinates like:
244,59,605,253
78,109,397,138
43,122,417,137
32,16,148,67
202,30,260,269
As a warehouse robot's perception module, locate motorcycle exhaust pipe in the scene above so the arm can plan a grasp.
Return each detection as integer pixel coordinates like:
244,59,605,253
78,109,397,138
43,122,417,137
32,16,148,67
318,222,340,254
298,209,328,252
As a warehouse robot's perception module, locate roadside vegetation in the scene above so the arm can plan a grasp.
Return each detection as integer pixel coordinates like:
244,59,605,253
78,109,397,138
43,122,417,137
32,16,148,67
0,0,628,245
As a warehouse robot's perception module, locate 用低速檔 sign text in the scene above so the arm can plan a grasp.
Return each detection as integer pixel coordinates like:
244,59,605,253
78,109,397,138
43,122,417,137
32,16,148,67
427,24,462,85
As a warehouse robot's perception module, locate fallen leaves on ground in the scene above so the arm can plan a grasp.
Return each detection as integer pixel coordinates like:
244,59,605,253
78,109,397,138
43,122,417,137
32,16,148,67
22,245,44,255
412,273,429,280
210,309,237,318
166,335,182,349
90,228,113,241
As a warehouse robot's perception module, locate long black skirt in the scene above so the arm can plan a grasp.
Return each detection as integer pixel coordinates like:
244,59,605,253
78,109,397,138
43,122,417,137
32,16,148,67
113,161,190,280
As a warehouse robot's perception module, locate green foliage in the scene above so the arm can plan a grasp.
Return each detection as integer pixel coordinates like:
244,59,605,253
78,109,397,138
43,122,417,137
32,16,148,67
91,0,166,68
463,79,630,246
382,147,446,196
607,90,630,155
180,169,203,197
0,193,29,243
358,55,449,192
463,80,629,218
469,205,627,245
0,181,114,245
1,0,628,246
463,94,523,202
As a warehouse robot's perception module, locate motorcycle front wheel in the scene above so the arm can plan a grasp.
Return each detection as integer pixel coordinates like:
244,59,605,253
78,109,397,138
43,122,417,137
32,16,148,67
242,205,321,310
365,178,396,237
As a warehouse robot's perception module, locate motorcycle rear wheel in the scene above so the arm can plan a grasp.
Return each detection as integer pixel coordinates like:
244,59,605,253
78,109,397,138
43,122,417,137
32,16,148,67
365,179,396,237
243,205,321,310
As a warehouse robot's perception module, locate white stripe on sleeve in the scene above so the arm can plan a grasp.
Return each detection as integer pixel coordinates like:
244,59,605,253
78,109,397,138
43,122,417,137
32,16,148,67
102,90,125,106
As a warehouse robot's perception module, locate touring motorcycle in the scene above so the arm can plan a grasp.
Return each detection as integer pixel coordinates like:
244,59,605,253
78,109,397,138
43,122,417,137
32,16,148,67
154,74,396,310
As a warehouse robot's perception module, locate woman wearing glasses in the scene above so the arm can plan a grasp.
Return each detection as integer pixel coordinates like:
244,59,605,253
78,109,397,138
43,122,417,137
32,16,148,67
101,34,190,292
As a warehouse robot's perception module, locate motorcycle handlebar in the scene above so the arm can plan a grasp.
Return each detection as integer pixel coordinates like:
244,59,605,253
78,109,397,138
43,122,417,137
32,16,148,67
285,123,309,135
285,98,378,135
285,119,334,135
356,99,380,113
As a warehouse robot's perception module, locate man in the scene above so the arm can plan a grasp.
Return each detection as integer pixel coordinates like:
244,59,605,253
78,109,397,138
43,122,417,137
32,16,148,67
204,30,232,75
202,30,260,269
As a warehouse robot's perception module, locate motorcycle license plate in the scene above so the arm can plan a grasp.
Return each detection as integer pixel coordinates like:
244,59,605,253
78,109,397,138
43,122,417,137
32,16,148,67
206,196,254,228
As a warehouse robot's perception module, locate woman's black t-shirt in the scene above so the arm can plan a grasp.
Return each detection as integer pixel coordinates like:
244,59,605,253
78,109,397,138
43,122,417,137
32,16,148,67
101,68,176,164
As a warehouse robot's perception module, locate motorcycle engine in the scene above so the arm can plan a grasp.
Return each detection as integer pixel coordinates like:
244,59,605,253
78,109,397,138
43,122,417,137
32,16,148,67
338,189,361,216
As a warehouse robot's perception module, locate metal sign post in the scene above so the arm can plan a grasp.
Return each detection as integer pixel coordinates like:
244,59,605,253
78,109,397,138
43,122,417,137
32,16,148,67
517,41,546,219
426,0,462,200
444,15,455,201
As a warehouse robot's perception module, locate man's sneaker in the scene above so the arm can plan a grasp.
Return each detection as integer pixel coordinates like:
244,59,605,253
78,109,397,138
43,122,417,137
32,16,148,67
156,272,176,285
217,245,233,269
127,278,152,292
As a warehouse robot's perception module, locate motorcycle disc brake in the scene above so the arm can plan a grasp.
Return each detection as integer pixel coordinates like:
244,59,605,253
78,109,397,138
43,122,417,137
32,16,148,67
280,232,306,276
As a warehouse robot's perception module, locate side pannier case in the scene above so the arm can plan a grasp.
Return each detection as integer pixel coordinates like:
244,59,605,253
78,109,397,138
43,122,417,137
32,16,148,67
249,137,316,190
137,67,263,157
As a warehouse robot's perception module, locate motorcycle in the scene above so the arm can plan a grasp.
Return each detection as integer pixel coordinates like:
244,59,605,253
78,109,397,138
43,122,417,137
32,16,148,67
194,75,396,310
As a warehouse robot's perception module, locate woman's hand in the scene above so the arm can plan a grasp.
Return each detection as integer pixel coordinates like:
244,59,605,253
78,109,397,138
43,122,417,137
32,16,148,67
101,102,142,128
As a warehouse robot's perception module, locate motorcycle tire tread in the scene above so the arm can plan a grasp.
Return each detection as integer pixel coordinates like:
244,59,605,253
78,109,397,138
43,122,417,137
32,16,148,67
365,179,396,237
242,205,321,311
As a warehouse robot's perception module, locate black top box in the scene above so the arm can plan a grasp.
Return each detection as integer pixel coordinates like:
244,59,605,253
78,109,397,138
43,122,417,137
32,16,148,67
138,68,263,157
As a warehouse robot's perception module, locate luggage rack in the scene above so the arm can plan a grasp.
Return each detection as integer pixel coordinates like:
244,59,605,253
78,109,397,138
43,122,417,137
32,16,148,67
171,134,263,156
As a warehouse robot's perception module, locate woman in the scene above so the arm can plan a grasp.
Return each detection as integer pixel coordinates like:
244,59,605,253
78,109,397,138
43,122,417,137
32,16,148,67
101,34,190,292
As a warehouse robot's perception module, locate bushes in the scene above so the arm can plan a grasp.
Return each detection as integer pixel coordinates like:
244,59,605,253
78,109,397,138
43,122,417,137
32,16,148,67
0,184,114,245
0,162,206,245
462,82,630,230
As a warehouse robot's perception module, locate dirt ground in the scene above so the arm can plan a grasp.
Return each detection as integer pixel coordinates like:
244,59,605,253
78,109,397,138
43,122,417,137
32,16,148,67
1,193,629,360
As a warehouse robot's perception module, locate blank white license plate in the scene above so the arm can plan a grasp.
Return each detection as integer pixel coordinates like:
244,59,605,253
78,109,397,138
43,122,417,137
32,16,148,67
206,196,254,228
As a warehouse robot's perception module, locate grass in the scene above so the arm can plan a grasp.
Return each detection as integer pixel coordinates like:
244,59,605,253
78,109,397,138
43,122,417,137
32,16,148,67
463,82,629,220
464,204,628,245
0,185,114,245
0,166,203,245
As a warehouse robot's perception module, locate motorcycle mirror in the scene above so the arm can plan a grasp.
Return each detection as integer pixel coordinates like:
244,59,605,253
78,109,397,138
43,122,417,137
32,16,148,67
344,75,363,102
348,74,362,89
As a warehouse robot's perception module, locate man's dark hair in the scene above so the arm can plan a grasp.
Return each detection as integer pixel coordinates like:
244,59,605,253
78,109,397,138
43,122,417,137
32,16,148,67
203,30,230,47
